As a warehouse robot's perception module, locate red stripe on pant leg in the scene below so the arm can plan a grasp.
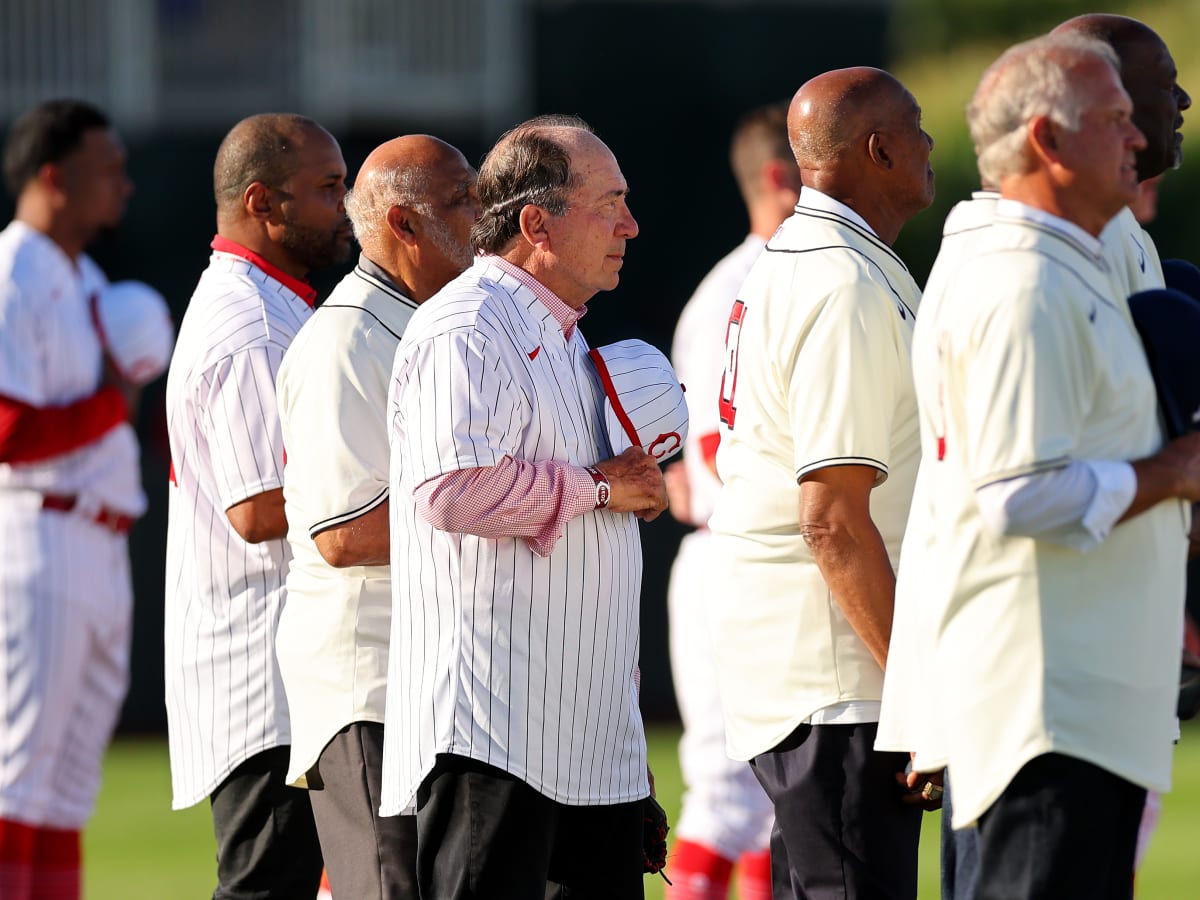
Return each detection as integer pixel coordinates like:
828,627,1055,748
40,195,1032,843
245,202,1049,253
736,848,773,900
31,827,80,900
0,818,36,900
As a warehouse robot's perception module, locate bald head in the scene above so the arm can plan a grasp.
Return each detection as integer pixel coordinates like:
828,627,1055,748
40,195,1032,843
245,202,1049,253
347,134,473,254
213,113,332,219
788,67,910,170
786,67,934,244
1053,14,1190,179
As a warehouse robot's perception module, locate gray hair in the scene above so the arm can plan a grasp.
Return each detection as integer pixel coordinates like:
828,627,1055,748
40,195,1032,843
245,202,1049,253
344,163,431,252
968,34,1120,186
470,114,594,255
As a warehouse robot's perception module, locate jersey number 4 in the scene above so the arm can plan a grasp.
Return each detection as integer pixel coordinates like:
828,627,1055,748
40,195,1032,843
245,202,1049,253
718,300,746,428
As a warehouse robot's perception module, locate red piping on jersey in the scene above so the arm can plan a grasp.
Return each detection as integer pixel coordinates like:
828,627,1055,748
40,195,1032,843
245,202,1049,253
210,235,318,307
587,348,641,448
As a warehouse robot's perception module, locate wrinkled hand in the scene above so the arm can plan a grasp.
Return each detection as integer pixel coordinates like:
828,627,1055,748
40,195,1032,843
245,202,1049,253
595,446,668,522
896,757,944,811
664,461,692,525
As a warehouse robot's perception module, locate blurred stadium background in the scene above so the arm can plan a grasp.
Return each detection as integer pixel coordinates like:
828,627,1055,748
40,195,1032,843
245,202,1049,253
2,0,1197,895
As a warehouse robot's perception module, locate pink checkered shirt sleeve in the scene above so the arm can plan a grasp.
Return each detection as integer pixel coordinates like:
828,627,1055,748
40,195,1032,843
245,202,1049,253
414,455,596,557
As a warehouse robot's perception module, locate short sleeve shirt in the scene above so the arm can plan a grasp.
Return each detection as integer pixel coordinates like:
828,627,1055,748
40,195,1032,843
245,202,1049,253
381,256,647,814
918,207,1186,827
707,191,922,760
275,259,418,785
164,241,314,808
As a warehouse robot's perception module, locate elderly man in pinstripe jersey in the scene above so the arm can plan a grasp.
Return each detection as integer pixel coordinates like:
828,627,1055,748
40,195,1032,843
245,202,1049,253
382,114,667,899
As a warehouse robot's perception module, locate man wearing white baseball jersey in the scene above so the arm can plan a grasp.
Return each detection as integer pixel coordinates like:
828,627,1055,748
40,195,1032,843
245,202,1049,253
383,114,668,899
912,35,1200,897
165,113,352,900
0,99,137,900
664,102,799,900
706,69,938,899
275,134,479,899
878,16,1193,900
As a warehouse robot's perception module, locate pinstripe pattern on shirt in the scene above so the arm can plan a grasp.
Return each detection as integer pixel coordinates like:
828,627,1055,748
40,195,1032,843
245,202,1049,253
164,250,312,809
381,257,648,815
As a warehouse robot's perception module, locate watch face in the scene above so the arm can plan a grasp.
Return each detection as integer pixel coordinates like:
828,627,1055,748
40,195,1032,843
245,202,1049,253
597,482,611,508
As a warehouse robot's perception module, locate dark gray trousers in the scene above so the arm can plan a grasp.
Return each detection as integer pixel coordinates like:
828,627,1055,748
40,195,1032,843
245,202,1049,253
308,722,418,900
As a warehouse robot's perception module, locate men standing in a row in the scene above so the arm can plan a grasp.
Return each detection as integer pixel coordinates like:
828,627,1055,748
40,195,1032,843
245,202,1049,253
382,115,667,898
0,99,139,900
665,102,799,900
917,33,1200,898
165,113,351,899
706,68,937,899
275,134,480,899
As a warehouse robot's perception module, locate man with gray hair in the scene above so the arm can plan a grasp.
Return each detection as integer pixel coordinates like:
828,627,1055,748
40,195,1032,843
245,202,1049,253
910,33,1200,897
274,134,479,899
382,114,667,898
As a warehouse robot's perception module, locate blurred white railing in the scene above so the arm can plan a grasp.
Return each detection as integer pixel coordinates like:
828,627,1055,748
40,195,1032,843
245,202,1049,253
0,0,528,134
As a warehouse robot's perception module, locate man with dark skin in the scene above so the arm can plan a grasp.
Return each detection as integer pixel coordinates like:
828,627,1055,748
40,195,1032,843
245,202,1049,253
165,113,352,900
706,67,936,899
276,134,480,899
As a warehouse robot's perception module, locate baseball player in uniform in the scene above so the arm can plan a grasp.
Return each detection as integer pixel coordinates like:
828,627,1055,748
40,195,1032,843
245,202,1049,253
664,103,800,900
165,113,351,900
0,99,138,900
275,134,479,899
382,115,668,899
878,16,1192,899
909,35,1200,897
706,69,938,899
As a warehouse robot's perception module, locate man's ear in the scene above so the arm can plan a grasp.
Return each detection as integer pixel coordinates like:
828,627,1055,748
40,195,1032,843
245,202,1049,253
518,204,551,251
36,161,66,195
386,205,419,247
243,182,275,223
1028,115,1061,167
867,131,891,170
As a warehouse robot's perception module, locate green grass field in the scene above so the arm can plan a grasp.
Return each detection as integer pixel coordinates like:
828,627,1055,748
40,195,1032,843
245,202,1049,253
83,723,1200,899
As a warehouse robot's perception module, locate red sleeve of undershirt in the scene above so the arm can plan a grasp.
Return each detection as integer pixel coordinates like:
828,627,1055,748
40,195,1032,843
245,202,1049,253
0,386,128,464
699,431,720,467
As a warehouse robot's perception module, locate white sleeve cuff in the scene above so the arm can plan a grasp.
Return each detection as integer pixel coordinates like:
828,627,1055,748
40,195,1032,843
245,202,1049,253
975,460,1135,552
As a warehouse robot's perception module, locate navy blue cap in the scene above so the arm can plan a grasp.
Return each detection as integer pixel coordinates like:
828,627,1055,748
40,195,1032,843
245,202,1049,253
1128,286,1200,439
1163,258,1200,303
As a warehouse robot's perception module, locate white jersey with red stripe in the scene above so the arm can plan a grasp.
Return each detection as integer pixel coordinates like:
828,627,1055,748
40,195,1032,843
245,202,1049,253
667,232,775,857
671,234,765,526
0,219,141,829
381,256,648,815
164,244,313,809
0,221,144,511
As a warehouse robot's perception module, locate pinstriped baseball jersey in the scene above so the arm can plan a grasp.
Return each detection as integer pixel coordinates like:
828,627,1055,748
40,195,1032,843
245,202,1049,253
707,193,922,761
164,244,313,809
0,220,142,829
381,256,648,815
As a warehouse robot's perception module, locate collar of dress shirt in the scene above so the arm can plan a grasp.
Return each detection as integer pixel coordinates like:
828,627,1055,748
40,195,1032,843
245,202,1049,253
210,234,318,307
486,254,588,340
994,199,1104,257
797,186,879,238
